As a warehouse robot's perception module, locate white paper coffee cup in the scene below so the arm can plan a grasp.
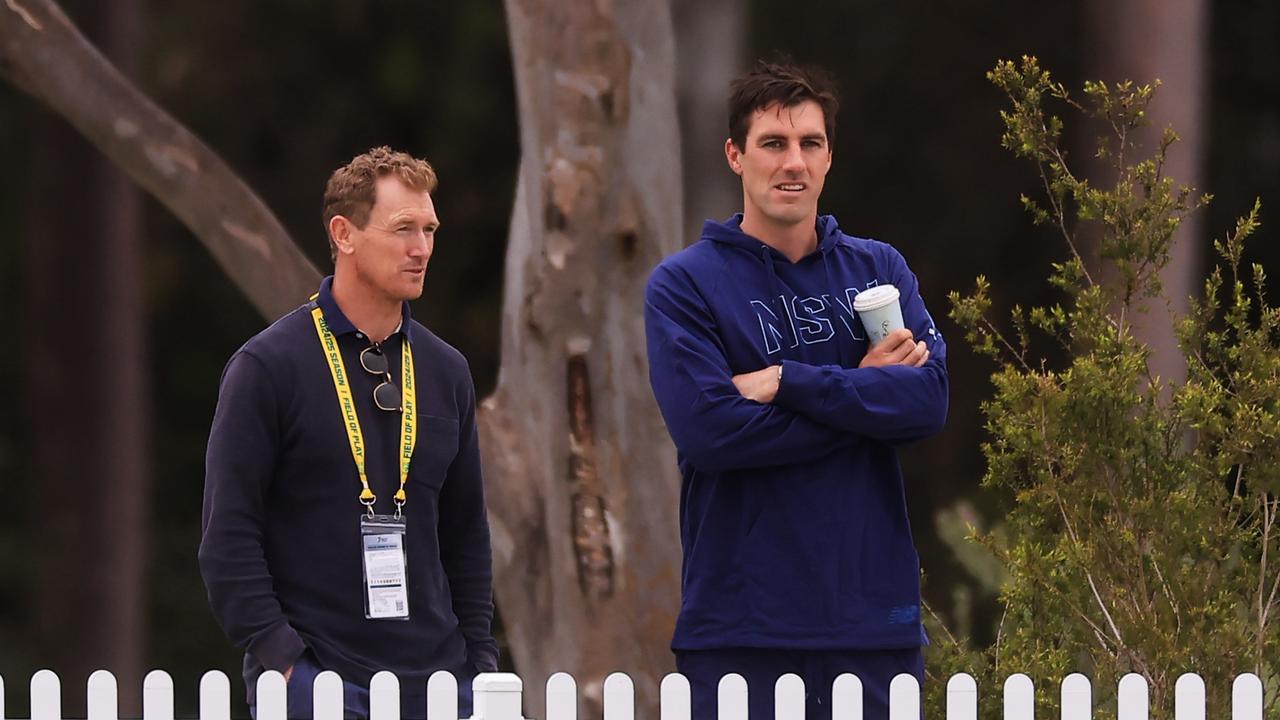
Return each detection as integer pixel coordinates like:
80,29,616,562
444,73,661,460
852,284,905,346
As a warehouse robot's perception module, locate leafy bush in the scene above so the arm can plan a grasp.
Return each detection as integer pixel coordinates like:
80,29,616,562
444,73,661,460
929,56,1279,720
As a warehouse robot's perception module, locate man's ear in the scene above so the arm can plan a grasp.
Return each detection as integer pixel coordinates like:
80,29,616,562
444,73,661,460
725,138,744,176
329,215,356,256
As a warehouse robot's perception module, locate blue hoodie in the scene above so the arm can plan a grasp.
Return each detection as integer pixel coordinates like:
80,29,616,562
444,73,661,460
644,214,948,651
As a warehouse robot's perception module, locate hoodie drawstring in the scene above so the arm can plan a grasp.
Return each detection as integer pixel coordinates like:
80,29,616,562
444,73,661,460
761,244,796,359
822,249,852,367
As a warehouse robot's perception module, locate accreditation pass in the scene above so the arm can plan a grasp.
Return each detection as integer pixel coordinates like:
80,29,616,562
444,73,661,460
360,515,410,620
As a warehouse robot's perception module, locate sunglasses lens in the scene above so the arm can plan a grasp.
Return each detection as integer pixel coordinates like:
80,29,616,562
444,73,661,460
360,347,389,374
374,381,402,411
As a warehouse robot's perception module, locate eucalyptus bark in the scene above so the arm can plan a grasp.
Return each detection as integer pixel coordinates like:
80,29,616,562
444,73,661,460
1081,0,1207,388
481,0,683,716
0,0,320,319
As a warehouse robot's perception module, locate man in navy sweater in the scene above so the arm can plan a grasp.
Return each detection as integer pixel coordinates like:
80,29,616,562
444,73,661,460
200,147,497,719
644,60,948,719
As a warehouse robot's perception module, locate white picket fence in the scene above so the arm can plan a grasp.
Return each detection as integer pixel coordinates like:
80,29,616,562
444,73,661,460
0,669,1267,720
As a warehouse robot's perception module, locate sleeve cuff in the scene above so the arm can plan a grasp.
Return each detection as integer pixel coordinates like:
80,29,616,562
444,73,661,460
774,359,828,412
467,644,500,673
247,621,306,673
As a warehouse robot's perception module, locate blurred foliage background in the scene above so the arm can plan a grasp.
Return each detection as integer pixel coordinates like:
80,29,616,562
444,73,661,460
1,0,1277,715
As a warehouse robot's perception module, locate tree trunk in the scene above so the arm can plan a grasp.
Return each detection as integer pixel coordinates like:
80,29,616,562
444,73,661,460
1082,0,1207,388
481,0,684,716
23,0,148,712
673,0,746,244
0,0,320,319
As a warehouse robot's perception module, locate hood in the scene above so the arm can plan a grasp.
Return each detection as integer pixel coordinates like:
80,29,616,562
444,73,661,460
701,213,843,260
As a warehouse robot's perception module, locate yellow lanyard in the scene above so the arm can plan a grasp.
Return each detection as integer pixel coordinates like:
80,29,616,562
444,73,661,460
310,305,417,516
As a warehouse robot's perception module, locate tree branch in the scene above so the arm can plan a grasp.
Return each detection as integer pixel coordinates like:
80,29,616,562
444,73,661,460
0,0,320,319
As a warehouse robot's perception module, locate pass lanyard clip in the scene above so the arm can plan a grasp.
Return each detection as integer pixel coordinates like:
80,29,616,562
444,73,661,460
310,304,417,516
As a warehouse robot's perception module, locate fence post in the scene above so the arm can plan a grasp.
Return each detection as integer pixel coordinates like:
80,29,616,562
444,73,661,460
1061,674,1091,720
947,673,978,720
603,673,634,720
86,670,118,720
1003,674,1034,720
1,671,6,720
369,671,400,720
888,674,919,720
659,673,690,720
31,670,61,720
717,674,747,720
199,671,231,720
1116,673,1148,720
471,673,524,720
1231,674,1263,720
832,673,863,720
1174,674,1205,720
775,673,804,720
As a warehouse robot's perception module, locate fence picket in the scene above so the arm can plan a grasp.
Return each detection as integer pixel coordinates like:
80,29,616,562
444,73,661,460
1061,673,1091,720
427,669,457,720
1231,673,1263,720
86,670,117,720
368,671,399,720
775,673,805,720
831,673,863,720
546,673,577,720
312,671,343,720
143,671,174,720
198,671,230,720
603,672,634,720
947,673,977,720
1003,674,1034,720
1174,674,1205,720
888,674,919,720
1116,673,1148,720
255,670,286,720
659,673,691,720
31,670,60,720
1,671,6,720
717,674,748,720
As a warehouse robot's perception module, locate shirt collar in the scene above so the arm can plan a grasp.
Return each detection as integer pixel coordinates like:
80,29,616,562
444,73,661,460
314,275,413,342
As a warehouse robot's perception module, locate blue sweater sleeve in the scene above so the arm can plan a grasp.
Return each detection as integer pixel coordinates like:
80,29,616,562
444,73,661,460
435,367,499,672
645,263,852,473
198,351,306,673
773,249,949,444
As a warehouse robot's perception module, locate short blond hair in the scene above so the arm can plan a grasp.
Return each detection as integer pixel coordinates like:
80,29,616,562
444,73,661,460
322,146,438,260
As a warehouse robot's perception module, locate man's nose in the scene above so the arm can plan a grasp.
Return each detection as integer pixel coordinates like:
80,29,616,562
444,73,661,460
407,230,432,257
782,144,805,172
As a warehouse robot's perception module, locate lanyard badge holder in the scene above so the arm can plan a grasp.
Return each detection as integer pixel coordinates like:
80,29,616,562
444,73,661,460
311,302,417,621
361,511,410,620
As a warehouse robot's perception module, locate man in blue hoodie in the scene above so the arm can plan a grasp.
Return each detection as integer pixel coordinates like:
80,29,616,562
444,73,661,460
644,60,948,719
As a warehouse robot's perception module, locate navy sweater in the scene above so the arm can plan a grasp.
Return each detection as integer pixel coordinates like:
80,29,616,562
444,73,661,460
644,215,948,650
199,277,497,688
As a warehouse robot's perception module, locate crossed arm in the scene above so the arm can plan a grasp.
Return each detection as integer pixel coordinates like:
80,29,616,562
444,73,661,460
644,260,949,473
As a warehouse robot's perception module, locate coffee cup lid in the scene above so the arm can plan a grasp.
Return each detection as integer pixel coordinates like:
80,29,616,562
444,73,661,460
852,284,900,312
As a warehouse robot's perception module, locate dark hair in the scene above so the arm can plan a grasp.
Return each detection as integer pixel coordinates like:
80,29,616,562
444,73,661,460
322,146,438,261
728,58,840,151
